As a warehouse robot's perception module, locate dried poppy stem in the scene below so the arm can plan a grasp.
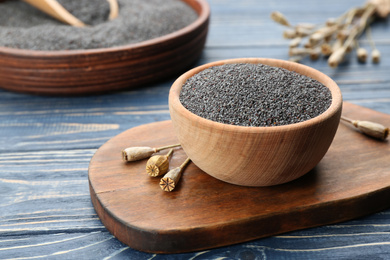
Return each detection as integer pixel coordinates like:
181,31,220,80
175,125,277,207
159,157,191,192
366,26,381,63
122,143,180,162
341,116,389,140
154,144,181,152
289,37,302,48
270,11,291,27
271,1,385,67
146,149,174,177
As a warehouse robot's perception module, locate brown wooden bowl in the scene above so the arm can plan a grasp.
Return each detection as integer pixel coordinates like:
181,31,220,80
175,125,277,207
0,0,209,96
169,58,343,187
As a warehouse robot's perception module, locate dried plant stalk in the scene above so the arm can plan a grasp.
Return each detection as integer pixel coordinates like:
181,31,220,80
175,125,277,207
366,26,381,63
271,1,386,67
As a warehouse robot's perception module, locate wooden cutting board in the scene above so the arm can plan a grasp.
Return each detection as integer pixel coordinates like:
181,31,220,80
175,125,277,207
88,102,390,254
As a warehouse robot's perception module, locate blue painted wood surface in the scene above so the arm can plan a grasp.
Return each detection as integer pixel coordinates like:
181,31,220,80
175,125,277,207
1,0,390,259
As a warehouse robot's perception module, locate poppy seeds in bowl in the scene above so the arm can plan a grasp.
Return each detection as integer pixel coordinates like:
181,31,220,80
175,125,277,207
179,63,332,127
0,0,198,50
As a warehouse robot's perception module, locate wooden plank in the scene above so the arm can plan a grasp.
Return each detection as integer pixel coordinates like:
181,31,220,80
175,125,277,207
1,0,390,258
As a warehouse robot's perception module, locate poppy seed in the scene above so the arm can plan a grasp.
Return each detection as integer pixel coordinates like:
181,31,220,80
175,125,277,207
179,63,332,127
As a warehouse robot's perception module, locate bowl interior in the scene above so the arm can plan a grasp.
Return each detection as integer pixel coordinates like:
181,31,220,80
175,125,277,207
0,0,210,95
170,58,343,133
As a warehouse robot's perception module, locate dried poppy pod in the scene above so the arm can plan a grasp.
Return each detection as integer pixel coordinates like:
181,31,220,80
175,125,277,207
122,144,180,162
289,37,302,48
352,120,389,140
283,29,298,39
310,48,321,61
271,0,385,67
270,11,291,27
160,157,191,192
328,48,346,68
372,49,381,63
146,149,174,177
321,43,333,56
122,146,156,162
357,47,368,63
341,116,389,140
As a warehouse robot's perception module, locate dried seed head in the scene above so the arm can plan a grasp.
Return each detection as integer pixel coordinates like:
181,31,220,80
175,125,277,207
309,32,323,46
372,49,381,63
295,26,312,37
159,157,190,192
310,26,337,46
145,149,173,177
159,167,182,192
324,34,333,43
326,18,337,26
328,48,346,68
289,37,302,48
337,29,349,41
369,0,390,18
270,11,291,27
310,48,321,61
289,48,310,57
303,41,312,49
146,155,169,177
357,47,368,63
321,43,333,56
353,120,389,140
296,23,316,30
283,29,297,39
122,146,156,162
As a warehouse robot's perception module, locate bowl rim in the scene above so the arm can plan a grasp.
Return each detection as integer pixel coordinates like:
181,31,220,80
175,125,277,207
169,58,343,133
0,0,210,57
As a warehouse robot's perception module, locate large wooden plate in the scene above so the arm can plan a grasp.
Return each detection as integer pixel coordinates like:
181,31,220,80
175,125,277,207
0,0,209,96
88,102,390,254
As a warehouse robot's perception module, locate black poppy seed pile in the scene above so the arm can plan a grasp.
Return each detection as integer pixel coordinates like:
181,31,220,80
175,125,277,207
179,63,332,127
0,0,198,50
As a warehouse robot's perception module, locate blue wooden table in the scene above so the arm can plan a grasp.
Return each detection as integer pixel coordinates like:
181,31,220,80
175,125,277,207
1,0,390,259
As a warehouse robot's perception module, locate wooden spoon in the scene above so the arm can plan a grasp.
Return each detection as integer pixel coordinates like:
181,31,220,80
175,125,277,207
107,0,119,20
21,0,119,27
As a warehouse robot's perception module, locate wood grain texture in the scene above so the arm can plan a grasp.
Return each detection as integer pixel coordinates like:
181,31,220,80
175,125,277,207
89,102,390,253
0,0,209,96
169,58,343,186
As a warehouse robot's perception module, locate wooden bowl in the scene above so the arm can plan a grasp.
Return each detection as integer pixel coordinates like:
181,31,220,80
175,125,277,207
169,58,343,187
0,0,209,96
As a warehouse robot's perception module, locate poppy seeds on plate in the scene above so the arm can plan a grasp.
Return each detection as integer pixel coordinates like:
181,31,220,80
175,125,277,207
0,0,198,50
179,63,332,127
